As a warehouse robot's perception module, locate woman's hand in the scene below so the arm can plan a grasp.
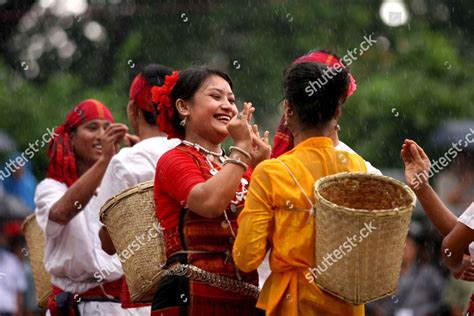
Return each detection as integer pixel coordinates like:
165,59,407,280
454,255,474,281
100,123,128,161
401,139,431,191
227,102,254,153
249,124,271,169
123,133,140,147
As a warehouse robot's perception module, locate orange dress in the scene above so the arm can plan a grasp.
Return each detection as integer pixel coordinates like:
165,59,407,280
234,137,367,316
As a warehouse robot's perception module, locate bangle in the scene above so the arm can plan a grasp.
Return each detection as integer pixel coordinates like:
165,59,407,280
229,146,252,161
223,158,248,171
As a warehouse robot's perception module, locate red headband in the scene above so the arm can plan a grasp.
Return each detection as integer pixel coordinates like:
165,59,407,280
129,74,155,113
293,51,357,97
151,71,181,139
46,99,115,186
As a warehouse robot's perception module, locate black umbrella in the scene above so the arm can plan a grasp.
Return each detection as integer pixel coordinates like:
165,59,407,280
0,130,16,152
431,120,474,150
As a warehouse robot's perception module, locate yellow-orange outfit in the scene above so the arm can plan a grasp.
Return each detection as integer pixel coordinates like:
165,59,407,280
233,137,367,316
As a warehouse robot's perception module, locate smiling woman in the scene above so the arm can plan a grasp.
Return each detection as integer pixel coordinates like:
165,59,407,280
150,66,271,315
34,99,134,315
70,119,113,169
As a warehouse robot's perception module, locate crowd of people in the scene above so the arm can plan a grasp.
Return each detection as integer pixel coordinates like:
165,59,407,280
0,50,472,316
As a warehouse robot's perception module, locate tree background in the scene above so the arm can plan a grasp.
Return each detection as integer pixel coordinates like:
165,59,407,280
0,0,473,178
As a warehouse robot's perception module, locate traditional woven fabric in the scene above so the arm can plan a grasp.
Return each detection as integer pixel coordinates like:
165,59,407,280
152,144,259,315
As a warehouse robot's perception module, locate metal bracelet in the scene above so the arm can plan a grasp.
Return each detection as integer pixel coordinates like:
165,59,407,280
229,146,252,161
223,158,248,171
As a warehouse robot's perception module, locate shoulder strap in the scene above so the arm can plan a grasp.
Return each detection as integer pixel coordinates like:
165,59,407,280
274,159,315,219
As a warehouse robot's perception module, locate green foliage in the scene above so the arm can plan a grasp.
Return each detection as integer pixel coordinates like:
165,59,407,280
0,0,473,179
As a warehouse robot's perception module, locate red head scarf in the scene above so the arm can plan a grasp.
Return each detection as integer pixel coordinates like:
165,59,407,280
129,74,154,113
46,99,115,187
271,50,357,158
293,51,357,97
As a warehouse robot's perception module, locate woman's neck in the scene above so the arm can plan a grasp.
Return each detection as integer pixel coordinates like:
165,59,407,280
293,125,334,146
184,132,221,153
139,124,167,141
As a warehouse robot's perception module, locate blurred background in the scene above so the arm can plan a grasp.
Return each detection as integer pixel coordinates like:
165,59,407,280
0,0,473,315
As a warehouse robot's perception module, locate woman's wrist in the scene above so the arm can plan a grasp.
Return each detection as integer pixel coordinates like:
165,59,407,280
233,141,251,153
229,150,251,165
223,158,248,171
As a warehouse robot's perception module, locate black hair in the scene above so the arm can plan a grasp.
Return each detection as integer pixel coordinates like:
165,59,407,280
283,62,350,130
170,66,233,136
140,64,173,125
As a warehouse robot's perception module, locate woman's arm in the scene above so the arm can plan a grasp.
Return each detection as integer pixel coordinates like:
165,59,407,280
401,139,458,235
49,124,127,224
187,156,251,218
99,226,116,255
442,222,474,274
187,103,270,218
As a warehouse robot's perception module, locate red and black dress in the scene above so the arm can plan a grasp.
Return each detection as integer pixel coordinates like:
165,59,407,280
151,143,259,316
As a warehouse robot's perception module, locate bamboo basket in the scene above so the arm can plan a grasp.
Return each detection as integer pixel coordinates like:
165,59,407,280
21,214,51,308
100,181,166,302
313,172,416,304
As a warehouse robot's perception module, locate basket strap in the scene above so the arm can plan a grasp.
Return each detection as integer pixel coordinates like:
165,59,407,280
274,159,315,220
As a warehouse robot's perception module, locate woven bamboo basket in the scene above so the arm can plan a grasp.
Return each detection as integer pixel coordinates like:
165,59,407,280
21,214,51,308
100,180,165,302
313,172,416,305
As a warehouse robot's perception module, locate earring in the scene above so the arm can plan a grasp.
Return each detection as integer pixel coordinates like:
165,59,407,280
180,117,187,127
284,120,288,126
336,124,341,131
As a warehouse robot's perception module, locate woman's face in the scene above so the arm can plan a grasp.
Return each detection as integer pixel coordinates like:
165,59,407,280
186,75,238,144
71,119,112,166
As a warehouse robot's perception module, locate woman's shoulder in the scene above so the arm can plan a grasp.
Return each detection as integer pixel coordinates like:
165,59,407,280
251,158,291,179
157,145,196,164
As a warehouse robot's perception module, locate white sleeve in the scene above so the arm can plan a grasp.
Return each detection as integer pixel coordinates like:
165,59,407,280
458,203,474,230
93,155,136,220
335,141,382,175
364,160,383,175
34,179,68,239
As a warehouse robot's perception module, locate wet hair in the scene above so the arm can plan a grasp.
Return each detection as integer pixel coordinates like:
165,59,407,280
283,62,350,129
170,66,233,135
141,64,173,125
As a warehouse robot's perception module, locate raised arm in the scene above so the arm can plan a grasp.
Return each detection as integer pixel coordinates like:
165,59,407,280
187,103,270,218
401,139,458,236
49,124,127,224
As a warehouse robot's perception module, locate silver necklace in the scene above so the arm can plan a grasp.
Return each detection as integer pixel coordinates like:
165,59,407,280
182,140,226,163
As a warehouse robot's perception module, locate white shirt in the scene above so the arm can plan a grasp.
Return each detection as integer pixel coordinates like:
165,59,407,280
0,250,27,313
336,141,382,175
34,179,123,293
457,202,474,258
90,136,179,275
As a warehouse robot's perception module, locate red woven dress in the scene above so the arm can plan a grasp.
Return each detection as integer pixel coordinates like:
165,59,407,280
151,143,259,316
